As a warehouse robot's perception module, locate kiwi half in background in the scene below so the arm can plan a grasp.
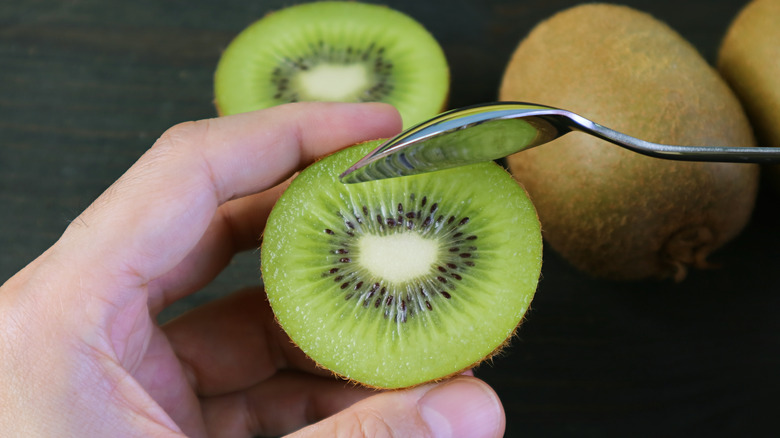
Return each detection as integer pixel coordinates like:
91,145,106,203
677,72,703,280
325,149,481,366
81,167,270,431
214,1,449,128
261,140,542,389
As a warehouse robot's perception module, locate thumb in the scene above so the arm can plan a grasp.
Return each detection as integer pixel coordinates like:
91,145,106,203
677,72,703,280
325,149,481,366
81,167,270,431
290,376,505,438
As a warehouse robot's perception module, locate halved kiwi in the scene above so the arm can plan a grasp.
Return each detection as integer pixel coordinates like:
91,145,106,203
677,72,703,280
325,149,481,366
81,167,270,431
214,1,450,128
261,140,542,389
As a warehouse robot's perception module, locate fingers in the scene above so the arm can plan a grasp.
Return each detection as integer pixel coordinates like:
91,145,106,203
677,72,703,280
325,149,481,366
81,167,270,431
290,376,505,438
57,102,401,299
162,287,326,397
200,371,376,438
164,287,504,438
147,178,292,313
193,360,503,438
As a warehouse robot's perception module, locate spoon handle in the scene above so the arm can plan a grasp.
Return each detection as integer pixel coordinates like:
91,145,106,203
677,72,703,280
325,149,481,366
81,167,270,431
563,111,780,164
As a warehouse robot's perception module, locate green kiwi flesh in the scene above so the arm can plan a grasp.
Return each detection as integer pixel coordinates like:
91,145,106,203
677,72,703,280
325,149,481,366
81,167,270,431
214,1,449,128
261,141,542,389
499,4,758,281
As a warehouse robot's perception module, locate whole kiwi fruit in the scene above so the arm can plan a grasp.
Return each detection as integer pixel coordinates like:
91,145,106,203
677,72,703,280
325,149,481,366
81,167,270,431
261,140,542,389
499,3,759,281
718,0,780,191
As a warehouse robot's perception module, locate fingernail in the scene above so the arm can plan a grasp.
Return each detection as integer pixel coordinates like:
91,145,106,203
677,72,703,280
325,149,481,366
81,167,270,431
418,378,504,438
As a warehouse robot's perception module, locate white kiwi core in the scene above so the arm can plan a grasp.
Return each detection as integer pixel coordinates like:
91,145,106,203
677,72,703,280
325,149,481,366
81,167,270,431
358,233,438,283
297,63,369,101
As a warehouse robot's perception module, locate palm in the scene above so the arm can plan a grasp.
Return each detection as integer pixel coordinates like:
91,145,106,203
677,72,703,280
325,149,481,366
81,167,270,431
132,321,205,435
85,281,203,436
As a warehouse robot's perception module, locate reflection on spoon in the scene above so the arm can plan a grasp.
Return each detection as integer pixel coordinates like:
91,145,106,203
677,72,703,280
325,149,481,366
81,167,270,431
339,102,780,184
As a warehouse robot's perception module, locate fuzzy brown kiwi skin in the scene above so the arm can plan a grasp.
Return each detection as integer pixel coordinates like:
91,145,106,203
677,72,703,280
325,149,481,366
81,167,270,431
718,0,780,193
500,3,759,281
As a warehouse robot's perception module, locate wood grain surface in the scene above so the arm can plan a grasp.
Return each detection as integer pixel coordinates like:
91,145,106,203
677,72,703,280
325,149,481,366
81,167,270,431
2,1,778,436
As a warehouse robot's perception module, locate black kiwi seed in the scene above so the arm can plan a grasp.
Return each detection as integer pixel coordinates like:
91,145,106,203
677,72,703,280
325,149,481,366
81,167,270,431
319,196,478,323
269,42,396,103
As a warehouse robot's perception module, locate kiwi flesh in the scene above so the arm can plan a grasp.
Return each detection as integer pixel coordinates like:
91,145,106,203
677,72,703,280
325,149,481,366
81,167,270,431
260,140,542,389
214,1,449,128
499,4,759,281
718,0,780,191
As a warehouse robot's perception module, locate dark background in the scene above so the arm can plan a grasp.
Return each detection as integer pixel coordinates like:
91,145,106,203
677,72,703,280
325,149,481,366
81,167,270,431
2,0,779,436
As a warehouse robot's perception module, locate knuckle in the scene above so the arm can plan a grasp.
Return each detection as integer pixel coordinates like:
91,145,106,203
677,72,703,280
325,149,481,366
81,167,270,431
340,409,397,438
152,119,211,157
143,118,222,196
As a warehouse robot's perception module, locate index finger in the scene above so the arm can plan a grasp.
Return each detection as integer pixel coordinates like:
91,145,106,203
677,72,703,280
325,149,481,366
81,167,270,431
59,102,402,293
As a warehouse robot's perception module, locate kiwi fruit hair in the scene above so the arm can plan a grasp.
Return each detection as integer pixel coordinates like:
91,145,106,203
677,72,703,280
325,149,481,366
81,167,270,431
718,0,780,191
260,140,542,389
214,1,449,128
499,3,759,281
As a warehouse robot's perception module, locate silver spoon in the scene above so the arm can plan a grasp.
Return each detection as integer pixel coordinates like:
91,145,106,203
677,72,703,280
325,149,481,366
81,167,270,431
339,102,780,184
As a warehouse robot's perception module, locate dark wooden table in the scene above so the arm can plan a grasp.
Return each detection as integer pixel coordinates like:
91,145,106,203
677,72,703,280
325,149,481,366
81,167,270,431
2,0,779,436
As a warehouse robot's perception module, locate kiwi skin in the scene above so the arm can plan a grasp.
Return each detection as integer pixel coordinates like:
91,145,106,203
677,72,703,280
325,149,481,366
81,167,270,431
499,3,759,281
718,0,780,191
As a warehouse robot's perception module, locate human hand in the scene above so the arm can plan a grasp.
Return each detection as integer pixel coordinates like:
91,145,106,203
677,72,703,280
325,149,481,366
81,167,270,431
0,102,506,437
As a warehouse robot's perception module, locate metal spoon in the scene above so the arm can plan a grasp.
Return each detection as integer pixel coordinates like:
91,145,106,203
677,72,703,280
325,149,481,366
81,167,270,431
339,102,780,184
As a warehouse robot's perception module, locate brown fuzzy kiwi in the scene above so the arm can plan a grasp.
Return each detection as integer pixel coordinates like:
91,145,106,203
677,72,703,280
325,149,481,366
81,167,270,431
499,3,759,281
718,0,780,191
